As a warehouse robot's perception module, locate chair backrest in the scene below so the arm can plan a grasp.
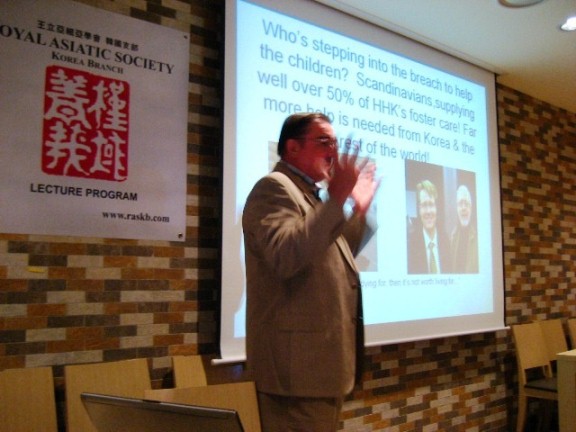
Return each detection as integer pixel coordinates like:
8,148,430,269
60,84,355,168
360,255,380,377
65,358,152,432
512,322,553,385
0,366,58,432
145,381,261,432
172,355,208,387
538,319,568,364
567,318,576,349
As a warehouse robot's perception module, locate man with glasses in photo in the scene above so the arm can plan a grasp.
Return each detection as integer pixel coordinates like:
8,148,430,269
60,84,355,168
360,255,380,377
450,184,478,273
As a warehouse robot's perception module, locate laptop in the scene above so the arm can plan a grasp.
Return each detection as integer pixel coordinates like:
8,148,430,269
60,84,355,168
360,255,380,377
81,392,245,432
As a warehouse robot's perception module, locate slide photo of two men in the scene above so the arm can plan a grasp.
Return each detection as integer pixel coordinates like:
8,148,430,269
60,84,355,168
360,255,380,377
405,159,478,275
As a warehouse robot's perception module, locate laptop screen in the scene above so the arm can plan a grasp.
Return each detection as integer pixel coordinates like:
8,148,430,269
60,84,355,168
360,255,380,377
81,392,245,432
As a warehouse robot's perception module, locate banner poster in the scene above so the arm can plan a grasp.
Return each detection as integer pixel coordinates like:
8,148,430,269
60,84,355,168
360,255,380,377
0,0,190,241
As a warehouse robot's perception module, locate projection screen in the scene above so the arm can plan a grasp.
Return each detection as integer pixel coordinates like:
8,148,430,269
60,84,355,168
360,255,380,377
220,0,505,362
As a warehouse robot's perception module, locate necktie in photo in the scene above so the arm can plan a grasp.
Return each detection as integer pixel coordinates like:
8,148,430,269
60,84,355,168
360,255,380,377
428,241,438,273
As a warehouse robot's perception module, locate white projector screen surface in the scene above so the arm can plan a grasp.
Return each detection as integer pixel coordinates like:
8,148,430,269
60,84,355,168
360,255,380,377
220,0,505,362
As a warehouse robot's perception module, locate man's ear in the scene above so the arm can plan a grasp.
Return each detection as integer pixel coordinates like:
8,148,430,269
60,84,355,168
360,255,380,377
285,138,301,157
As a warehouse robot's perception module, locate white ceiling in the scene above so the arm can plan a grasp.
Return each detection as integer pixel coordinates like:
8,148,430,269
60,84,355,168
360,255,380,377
314,0,576,113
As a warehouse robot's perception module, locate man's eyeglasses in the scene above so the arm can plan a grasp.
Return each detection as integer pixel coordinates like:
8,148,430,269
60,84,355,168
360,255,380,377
300,136,338,149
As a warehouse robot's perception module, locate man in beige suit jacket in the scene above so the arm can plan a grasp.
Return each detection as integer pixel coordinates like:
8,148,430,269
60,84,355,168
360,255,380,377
242,113,379,432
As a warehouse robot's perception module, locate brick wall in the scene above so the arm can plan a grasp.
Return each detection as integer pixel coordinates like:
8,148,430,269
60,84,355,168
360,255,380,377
1,1,576,431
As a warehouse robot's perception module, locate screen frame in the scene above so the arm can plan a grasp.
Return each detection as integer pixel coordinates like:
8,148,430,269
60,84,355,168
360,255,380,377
219,0,505,363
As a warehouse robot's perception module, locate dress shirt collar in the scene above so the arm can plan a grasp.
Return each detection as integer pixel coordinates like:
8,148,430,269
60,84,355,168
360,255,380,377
275,161,324,202
422,229,437,246
280,160,317,187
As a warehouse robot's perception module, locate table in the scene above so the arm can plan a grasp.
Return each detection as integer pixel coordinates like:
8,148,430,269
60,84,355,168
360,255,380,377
558,349,576,432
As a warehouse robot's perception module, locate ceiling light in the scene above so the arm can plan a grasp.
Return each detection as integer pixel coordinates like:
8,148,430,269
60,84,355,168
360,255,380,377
561,16,576,31
498,0,545,7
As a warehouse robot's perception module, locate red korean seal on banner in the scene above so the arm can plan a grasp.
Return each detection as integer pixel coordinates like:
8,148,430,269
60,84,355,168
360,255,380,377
42,65,130,182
